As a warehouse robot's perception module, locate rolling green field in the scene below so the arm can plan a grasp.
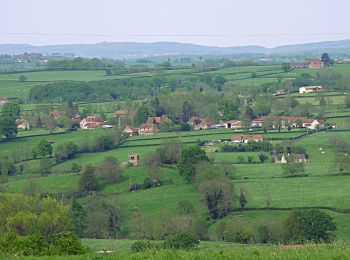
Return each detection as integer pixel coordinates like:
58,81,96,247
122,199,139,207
2,63,350,258
2,127,350,241
2,63,350,99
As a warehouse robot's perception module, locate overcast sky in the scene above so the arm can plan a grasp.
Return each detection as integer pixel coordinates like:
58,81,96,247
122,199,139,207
1,0,349,47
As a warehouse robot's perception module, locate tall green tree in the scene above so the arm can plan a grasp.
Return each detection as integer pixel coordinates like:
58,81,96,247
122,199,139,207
134,104,150,126
178,145,209,182
0,103,21,139
321,53,332,67
79,164,99,192
219,100,239,121
182,101,194,123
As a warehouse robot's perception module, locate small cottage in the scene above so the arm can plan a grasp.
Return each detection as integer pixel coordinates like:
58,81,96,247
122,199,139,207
128,154,140,166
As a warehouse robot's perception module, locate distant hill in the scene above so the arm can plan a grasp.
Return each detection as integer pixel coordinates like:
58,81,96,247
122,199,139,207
0,40,350,59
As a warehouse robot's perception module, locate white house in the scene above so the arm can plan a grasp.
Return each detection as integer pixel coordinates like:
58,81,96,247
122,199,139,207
299,86,322,94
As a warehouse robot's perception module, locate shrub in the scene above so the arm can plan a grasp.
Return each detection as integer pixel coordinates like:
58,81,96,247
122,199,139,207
224,229,255,244
128,183,141,192
143,177,162,189
55,142,79,162
131,241,160,252
164,232,199,249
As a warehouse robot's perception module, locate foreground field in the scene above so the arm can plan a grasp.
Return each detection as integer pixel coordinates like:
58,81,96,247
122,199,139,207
8,242,350,260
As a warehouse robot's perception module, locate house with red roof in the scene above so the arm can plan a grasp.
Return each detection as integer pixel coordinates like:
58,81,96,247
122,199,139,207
50,111,61,119
189,116,215,130
309,59,324,68
80,115,105,129
138,124,159,135
123,125,139,136
146,115,168,125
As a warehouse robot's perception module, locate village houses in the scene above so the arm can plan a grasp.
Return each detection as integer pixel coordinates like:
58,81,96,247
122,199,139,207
251,116,325,130
231,134,263,143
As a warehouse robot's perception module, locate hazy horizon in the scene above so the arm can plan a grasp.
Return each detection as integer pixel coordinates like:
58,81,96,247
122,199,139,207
1,0,349,47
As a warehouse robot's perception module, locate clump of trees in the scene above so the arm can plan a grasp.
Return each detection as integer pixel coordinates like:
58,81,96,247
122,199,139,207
284,209,336,243
178,145,209,182
32,139,53,159
70,196,122,239
0,193,85,256
195,162,234,219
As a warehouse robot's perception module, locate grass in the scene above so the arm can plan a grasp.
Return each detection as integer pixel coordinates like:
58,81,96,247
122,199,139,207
8,241,350,259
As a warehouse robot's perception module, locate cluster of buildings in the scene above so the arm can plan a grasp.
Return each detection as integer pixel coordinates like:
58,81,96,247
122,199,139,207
292,59,325,69
275,86,323,96
122,115,169,136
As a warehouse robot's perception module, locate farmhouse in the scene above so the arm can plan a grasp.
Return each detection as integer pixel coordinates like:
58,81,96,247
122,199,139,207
291,61,310,68
128,154,140,166
122,125,138,136
309,59,324,68
189,117,215,130
224,120,242,129
299,86,323,94
50,111,61,119
274,89,285,95
138,123,159,135
16,119,30,130
146,115,168,125
80,115,105,129
0,96,8,105
231,134,263,143
115,109,128,117
251,116,325,130
275,153,307,163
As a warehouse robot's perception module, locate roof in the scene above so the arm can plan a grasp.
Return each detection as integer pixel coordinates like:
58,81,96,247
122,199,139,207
309,60,324,66
16,119,29,125
300,86,322,89
50,111,61,118
139,123,158,130
123,125,138,132
275,89,285,94
146,115,168,124
85,116,104,123
116,109,128,116
231,135,263,141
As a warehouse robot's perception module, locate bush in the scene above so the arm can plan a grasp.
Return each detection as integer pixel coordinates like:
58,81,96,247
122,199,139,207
143,177,162,189
224,229,255,244
164,232,199,249
55,142,79,162
128,182,141,192
131,240,160,252
0,232,85,256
